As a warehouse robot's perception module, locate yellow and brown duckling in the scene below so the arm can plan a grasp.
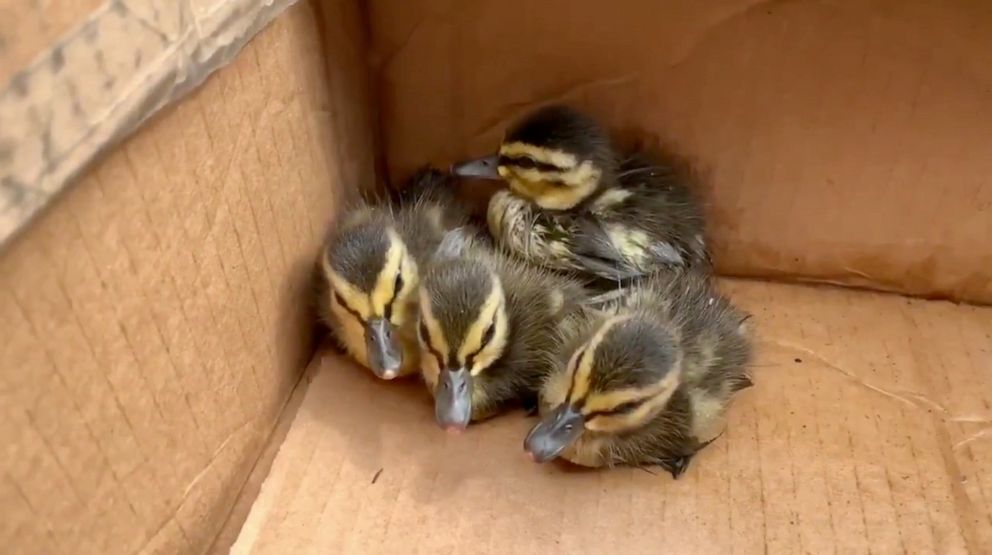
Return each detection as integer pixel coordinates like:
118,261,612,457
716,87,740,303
317,168,473,380
452,104,709,283
417,228,589,433
523,269,752,478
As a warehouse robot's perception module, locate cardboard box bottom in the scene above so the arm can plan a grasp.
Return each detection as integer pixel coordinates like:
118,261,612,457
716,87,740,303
232,279,992,554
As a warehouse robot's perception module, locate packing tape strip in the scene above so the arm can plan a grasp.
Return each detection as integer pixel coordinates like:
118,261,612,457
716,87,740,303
0,0,299,249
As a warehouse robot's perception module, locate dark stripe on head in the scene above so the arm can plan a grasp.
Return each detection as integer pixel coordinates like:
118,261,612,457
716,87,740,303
564,345,589,404
326,220,392,292
583,398,646,419
498,154,562,173
419,319,448,367
333,291,364,322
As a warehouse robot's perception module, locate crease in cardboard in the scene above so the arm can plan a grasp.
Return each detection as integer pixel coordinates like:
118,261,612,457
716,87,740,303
181,417,257,499
373,15,432,73
764,336,992,457
760,338,956,416
0,0,300,250
930,410,985,554
953,426,992,451
456,0,833,148
137,515,192,555
470,74,640,139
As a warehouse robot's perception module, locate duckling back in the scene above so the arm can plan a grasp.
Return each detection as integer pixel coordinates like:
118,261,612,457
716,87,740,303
527,268,751,475
598,152,709,270
613,270,753,461
457,105,711,284
488,247,590,409
391,168,472,262
628,269,752,394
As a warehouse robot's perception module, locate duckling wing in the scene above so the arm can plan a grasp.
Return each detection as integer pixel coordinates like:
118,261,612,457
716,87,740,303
571,217,687,282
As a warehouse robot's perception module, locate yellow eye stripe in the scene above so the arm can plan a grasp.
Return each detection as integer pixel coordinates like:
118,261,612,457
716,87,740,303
417,276,507,374
506,162,600,189
496,143,601,210
323,259,372,319
457,279,502,361
370,230,407,316
499,142,577,167
418,288,450,362
568,314,632,402
581,371,678,414
583,371,682,433
324,230,414,323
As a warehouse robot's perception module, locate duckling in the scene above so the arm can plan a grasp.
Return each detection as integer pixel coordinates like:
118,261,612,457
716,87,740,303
452,104,709,283
523,269,752,478
317,167,473,380
417,227,589,432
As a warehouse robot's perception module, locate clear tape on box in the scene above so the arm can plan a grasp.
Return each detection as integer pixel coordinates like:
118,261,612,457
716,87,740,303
0,0,299,248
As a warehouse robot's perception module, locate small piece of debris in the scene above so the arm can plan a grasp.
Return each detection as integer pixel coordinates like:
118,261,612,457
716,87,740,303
371,468,383,484
794,357,803,363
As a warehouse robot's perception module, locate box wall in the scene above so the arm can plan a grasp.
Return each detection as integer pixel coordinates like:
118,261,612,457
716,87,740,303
367,0,992,303
0,2,376,552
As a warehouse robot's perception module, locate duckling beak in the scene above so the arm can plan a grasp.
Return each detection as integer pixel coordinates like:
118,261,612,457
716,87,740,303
524,404,584,463
365,318,402,380
450,155,500,180
435,368,472,432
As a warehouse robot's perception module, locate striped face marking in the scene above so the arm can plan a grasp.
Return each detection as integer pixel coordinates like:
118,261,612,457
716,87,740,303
496,142,601,210
418,274,508,377
325,229,414,323
561,315,682,433
565,315,632,404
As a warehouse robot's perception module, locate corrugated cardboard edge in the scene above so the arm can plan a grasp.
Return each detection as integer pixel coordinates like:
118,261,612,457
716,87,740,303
206,361,317,554
0,0,299,250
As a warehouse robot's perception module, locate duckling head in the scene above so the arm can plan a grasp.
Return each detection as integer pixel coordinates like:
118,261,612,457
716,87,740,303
525,313,682,462
322,216,420,380
452,104,614,211
417,232,510,432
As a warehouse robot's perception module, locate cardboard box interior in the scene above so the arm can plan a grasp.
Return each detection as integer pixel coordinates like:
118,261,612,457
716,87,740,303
1,0,990,553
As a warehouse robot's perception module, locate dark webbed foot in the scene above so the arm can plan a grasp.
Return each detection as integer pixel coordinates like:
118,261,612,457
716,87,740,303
658,436,722,479
659,455,694,480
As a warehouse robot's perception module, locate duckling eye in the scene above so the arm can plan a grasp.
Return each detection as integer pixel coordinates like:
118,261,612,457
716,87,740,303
499,154,558,172
514,157,537,170
393,272,404,296
610,400,644,414
582,399,647,421
419,319,446,365
480,321,495,348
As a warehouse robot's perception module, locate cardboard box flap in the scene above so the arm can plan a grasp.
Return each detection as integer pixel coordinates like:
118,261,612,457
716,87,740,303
232,280,992,553
0,0,299,248
0,2,378,553
367,0,992,303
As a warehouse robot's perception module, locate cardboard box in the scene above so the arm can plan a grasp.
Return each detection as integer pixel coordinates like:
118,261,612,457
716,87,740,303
1,1,989,553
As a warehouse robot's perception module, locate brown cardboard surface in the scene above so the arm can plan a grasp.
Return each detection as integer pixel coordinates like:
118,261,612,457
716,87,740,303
0,1,376,552
233,280,992,554
367,0,992,303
